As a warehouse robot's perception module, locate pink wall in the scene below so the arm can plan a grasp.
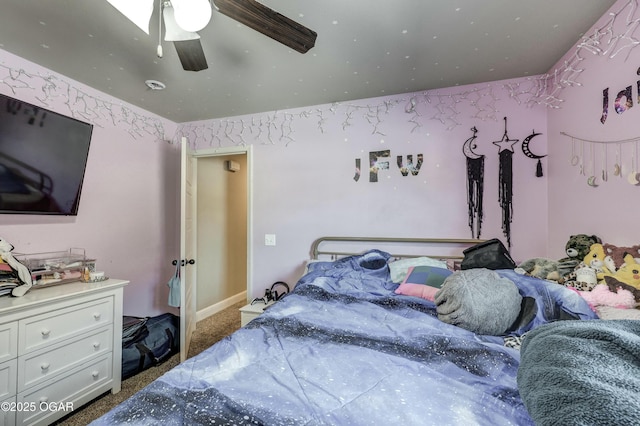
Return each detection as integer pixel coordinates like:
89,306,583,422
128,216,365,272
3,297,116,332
184,78,549,297
547,0,640,258
5,0,627,306
0,50,181,317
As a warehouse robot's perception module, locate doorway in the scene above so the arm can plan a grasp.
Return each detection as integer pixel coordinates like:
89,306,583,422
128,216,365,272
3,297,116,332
193,146,252,321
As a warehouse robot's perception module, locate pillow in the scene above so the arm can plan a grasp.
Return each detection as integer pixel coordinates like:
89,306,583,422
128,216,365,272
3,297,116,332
434,269,522,335
389,257,448,283
394,265,452,301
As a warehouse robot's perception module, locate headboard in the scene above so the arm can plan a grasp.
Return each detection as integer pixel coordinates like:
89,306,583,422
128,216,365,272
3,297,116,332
310,236,485,261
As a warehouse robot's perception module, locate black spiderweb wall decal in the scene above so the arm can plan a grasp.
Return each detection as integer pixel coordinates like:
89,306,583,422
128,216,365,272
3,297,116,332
462,126,484,238
492,117,518,249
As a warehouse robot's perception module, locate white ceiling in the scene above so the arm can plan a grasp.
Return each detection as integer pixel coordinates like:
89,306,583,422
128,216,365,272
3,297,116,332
0,0,617,123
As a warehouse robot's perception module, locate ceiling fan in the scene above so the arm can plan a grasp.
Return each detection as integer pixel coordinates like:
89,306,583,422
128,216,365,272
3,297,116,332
106,0,317,72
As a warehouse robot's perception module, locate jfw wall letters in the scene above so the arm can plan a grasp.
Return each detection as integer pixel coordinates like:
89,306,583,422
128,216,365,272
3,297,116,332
354,150,423,182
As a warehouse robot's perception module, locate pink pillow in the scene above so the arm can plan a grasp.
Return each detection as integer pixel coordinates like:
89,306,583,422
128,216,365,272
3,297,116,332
394,265,452,301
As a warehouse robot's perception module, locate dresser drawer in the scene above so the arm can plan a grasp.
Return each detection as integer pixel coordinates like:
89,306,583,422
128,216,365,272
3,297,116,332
0,358,17,400
0,395,16,426
0,322,17,364
19,297,113,354
18,327,112,392
16,355,112,426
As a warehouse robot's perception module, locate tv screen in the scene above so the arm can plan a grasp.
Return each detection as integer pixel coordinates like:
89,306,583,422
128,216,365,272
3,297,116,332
0,93,93,215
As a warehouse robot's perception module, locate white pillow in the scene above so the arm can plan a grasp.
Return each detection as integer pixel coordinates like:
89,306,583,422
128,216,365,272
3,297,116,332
389,256,448,283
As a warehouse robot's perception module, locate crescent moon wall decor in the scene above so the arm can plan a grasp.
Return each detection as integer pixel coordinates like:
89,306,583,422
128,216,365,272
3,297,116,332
493,117,518,249
462,126,485,238
561,131,640,188
521,130,546,177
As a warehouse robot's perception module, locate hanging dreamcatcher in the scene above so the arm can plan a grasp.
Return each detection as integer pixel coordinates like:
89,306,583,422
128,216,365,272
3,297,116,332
521,129,546,177
462,126,485,238
492,117,519,249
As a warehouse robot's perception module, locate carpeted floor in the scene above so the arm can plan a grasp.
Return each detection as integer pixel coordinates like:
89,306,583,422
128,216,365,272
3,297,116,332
54,300,245,425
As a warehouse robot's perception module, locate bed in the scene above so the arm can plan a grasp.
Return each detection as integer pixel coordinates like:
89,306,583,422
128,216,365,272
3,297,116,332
91,237,638,426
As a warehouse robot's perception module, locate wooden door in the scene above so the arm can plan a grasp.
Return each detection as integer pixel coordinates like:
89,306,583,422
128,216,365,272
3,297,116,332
179,137,197,362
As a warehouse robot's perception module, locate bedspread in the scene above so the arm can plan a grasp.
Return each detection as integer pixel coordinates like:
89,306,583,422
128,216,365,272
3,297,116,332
517,319,640,426
93,251,596,426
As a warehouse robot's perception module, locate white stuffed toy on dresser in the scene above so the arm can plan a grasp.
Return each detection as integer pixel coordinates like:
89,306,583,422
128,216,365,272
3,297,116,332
0,237,33,296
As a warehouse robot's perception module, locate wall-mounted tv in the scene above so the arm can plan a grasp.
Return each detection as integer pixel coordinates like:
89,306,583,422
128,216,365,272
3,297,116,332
0,93,93,215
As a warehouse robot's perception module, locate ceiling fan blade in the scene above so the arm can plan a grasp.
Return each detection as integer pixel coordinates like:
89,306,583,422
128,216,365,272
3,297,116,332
212,0,317,53
173,39,209,71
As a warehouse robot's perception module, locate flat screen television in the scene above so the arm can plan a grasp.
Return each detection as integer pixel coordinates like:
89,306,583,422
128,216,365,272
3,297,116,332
0,93,93,215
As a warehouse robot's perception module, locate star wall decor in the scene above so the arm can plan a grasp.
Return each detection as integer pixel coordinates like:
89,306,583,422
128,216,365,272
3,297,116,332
492,123,519,153
493,117,518,249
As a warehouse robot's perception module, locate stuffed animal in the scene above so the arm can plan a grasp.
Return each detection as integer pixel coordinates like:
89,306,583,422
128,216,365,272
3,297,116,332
604,276,640,302
557,234,602,277
601,254,640,291
583,243,612,280
0,237,33,297
576,284,636,311
602,243,640,272
517,258,563,283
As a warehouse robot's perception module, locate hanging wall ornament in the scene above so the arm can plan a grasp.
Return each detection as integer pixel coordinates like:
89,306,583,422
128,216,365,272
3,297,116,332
492,117,519,249
587,143,599,187
521,129,546,177
462,126,485,238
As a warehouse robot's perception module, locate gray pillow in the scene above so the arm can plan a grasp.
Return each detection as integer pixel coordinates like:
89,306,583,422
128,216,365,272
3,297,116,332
434,269,522,335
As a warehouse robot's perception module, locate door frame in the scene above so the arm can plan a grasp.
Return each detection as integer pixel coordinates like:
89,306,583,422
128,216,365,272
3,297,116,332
192,145,254,306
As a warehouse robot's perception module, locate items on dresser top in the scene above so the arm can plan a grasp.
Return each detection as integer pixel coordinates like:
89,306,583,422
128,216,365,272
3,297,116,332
0,237,34,297
0,249,109,298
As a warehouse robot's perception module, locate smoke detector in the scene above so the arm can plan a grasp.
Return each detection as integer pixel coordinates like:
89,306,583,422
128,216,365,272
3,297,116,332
145,79,166,90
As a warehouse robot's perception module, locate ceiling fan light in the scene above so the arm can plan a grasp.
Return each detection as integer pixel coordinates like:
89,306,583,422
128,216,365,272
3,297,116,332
172,0,212,32
163,4,201,41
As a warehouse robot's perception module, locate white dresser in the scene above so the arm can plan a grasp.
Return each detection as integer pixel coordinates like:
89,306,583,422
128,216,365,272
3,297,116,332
0,279,128,426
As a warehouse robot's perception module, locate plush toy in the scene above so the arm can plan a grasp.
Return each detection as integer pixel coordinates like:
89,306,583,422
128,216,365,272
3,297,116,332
517,258,563,283
604,276,640,302
575,284,636,311
583,243,612,280
602,243,640,272
600,254,640,290
557,234,602,277
0,237,33,297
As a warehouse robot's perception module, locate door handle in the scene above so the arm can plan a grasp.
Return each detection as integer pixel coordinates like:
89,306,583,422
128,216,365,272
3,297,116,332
172,259,196,266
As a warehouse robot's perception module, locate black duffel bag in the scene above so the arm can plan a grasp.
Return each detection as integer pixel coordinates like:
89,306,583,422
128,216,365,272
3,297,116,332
460,238,516,270
122,312,180,380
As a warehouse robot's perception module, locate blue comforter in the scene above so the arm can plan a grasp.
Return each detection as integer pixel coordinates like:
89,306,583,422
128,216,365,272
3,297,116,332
93,251,597,426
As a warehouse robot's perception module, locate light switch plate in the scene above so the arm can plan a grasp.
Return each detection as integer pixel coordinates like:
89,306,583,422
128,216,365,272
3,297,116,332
265,234,276,246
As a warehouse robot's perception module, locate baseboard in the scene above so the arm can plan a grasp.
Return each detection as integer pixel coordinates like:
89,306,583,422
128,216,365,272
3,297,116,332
196,291,247,322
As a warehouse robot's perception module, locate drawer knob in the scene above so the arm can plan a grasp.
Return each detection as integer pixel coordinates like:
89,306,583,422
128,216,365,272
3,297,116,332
93,342,101,349
41,329,51,337
93,313,101,320
41,363,50,371
91,371,100,379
